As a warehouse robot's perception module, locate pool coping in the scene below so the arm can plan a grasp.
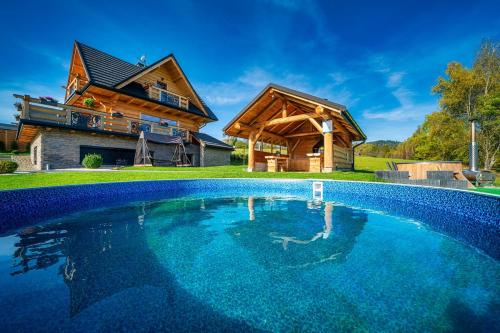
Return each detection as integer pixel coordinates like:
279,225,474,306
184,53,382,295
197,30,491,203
0,177,498,198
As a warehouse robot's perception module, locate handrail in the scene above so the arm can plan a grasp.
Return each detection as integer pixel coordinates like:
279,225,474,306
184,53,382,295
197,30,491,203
148,86,189,109
14,94,191,140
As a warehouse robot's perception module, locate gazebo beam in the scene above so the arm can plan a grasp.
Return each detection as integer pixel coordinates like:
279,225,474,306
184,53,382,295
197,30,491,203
308,118,323,134
272,90,343,114
269,107,300,132
235,122,287,143
248,98,281,126
259,113,322,127
285,131,322,138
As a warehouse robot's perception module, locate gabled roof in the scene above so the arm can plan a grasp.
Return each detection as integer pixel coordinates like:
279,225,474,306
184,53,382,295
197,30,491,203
223,83,366,141
73,41,217,121
192,132,234,150
75,42,144,87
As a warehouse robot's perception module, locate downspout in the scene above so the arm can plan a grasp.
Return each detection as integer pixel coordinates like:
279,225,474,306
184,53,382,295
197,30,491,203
352,140,366,171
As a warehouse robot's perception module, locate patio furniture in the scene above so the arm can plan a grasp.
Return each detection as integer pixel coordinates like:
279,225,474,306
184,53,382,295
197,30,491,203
265,155,289,172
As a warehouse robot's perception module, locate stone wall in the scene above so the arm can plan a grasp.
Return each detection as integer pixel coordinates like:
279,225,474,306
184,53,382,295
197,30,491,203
23,129,202,169
30,133,42,170
203,147,231,166
16,128,233,170
10,155,36,172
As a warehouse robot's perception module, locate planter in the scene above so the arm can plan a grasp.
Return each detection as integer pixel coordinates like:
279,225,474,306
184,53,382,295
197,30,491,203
39,97,58,106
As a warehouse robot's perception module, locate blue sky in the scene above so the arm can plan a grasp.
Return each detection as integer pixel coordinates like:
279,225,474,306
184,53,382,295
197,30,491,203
0,0,498,141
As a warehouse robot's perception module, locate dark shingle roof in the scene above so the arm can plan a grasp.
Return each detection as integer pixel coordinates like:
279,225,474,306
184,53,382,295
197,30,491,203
76,42,144,87
269,83,347,111
223,83,366,140
74,41,217,121
192,132,234,150
0,123,17,130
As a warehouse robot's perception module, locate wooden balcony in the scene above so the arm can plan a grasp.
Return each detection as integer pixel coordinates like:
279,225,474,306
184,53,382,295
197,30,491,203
14,95,191,141
148,86,189,110
65,77,89,101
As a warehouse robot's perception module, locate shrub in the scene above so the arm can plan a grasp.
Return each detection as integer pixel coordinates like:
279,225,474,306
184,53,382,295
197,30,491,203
82,153,103,169
84,98,95,108
0,161,18,173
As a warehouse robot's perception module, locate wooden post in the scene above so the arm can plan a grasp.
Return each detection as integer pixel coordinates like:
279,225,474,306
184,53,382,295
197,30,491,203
247,133,256,172
200,141,206,167
323,119,334,172
248,196,255,221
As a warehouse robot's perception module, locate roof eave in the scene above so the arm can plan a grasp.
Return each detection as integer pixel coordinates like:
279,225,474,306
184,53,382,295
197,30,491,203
223,83,366,140
82,82,217,121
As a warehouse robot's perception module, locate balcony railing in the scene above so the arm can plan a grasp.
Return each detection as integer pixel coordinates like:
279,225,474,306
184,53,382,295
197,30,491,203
65,77,89,101
14,95,191,141
148,86,189,110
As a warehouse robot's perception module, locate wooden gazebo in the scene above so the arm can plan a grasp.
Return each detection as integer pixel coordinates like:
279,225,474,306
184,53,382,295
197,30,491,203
224,84,366,172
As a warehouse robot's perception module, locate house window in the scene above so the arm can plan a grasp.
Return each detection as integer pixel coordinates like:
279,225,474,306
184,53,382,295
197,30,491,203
33,146,37,165
140,113,177,127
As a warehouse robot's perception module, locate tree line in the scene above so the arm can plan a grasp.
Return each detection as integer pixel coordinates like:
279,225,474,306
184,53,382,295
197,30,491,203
358,40,499,171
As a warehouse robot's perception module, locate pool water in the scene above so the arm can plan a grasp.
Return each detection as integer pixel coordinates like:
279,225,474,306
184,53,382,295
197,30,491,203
0,196,498,332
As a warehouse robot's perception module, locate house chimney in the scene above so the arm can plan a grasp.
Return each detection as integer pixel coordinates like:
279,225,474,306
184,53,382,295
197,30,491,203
469,119,478,172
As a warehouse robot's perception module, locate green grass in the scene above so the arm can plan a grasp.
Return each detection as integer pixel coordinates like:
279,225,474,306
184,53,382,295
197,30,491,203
0,165,377,190
0,156,497,196
354,156,416,172
473,187,500,195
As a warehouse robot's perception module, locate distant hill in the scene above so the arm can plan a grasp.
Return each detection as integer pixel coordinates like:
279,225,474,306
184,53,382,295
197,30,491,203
356,140,401,158
365,140,401,146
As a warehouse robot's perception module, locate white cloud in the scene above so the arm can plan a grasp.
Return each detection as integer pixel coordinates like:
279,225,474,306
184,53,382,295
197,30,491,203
387,71,405,88
197,66,359,110
362,86,435,121
20,44,69,71
367,55,391,74
197,67,310,107
362,101,435,121
328,72,348,85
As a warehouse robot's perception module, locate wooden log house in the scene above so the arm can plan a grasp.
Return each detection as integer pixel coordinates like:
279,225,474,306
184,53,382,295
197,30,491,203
224,84,366,172
14,41,233,170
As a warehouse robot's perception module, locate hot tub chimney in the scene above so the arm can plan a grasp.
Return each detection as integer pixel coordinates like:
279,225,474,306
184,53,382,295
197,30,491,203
469,119,478,172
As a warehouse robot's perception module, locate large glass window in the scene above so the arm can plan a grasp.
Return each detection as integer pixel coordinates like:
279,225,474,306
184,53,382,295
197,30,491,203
140,113,177,127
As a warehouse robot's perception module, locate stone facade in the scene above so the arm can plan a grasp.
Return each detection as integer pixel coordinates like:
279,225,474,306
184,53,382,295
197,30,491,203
203,146,232,166
10,155,36,172
22,128,230,170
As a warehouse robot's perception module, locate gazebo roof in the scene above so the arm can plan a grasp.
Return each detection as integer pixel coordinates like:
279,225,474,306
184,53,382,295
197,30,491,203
223,84,366,145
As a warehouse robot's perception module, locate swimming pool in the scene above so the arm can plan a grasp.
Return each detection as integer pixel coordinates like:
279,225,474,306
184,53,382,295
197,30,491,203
0,179,499,332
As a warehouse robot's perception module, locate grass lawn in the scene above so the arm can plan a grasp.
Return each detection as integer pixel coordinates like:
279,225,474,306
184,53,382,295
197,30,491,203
0,156,498,195
0,165,377,190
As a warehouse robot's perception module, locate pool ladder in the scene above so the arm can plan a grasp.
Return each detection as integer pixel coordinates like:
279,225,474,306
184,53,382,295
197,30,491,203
312,181,323,201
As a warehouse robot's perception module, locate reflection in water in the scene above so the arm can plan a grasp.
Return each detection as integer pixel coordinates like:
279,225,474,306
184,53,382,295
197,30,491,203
12,204,166,317
270,202,334,249
6,200,257,331
3,196,499,332
233,199,368,269
12,226,67,276
248,196,255,221
9,198,358,317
